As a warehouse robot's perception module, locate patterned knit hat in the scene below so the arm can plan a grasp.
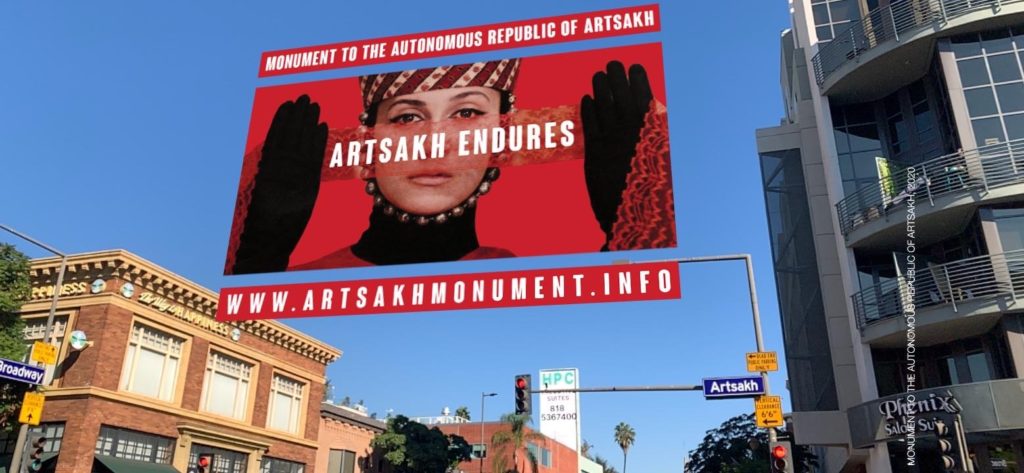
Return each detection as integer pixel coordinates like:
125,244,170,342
359,59,521,110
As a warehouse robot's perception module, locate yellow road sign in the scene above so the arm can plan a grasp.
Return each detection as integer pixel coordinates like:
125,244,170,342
755,395,784,428
746,351,778,372
30,341,58,365
19,392,44,426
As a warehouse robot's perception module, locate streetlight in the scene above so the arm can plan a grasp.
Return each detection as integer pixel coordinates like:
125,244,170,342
0,224,66,473
480,392,497,473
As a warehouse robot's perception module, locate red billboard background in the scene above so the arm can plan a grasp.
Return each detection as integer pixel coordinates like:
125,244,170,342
227,42,672,272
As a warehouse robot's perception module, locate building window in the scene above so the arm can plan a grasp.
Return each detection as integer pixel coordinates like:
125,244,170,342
268,374,304,434
95,426,175,464
261,457,306,473
119,323,184,401
200,351,253,420
952,27,1024,145
22,316,68,364
189,444,247,473
832,103,884,197
525,443,552,467
328,450,357,473
811,0,854,42
470,444,487,459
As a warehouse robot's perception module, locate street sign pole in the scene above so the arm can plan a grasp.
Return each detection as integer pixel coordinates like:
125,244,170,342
1,225,65,473
635,255,780,442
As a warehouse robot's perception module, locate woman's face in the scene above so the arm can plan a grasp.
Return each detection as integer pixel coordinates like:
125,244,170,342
372,86,500,216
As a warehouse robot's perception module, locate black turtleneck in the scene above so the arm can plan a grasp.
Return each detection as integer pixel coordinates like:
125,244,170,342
351,204,481,265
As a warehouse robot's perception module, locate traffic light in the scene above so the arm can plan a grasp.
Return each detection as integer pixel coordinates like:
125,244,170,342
514,374,531,415
769,440,794,473
22,433,47,472
197,453,215,473
935,418,958,472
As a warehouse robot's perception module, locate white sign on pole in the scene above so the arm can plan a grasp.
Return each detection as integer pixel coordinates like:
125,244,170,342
538,368,580,451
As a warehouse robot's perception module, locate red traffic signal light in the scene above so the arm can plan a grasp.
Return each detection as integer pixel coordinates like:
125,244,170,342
197,453,215,473
772,445,788,459
769,440,793,473
514,374,531,415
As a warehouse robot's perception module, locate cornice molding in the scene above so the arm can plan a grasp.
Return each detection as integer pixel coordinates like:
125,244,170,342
28,250,341,364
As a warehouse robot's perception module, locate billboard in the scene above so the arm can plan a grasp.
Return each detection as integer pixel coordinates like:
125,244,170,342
539,368,581,451
224,11,676,274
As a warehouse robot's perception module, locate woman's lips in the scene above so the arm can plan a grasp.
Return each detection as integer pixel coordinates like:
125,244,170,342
407,173,452,186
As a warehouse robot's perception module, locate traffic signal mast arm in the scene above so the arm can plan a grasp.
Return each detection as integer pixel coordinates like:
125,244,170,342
530,384,703,393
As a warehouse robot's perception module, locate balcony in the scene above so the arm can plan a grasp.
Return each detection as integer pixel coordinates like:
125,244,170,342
812,0,1024,99
852,249,1024,344
836,139,1024,243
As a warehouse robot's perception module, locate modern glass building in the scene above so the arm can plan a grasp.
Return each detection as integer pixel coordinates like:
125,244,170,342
756,1,1024,472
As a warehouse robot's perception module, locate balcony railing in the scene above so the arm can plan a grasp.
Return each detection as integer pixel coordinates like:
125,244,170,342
852,249,1024,328
812,0,1016,87
836,139,1024,236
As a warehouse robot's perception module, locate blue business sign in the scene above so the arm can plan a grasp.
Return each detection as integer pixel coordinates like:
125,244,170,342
702,375,765,399
0,358,45,385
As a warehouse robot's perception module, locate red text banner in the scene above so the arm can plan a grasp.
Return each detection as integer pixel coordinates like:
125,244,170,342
216,262,680,321
259,4,660,77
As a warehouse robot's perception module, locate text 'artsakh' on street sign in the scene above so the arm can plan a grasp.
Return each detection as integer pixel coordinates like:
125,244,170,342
746,351,778,372
0,358,45,385
19,391,44,426
702,376,766,399
755,395,784,428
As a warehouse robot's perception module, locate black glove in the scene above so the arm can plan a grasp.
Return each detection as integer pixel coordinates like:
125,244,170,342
232,95,328,274
581,61,653,248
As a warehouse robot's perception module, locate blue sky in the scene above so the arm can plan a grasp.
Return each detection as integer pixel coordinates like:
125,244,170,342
0,1,791,471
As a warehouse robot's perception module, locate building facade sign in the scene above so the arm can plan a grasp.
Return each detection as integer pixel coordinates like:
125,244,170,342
848,380,1024,448
878,392,961,437
539,368,580,451
137,292,231,337
30,282,89,300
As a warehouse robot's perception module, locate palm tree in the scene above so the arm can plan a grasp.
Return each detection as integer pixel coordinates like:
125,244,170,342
580,440,593,459
613,422,636,473
593,455,619,473
455,406,471,421
491,413,546,473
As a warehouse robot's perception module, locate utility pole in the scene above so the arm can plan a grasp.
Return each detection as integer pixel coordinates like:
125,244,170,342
636,255,779,442
479,392,496,473
1,224,66,473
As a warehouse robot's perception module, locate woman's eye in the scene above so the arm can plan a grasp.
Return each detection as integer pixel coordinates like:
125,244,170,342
452,108,484,119
389,113,422,124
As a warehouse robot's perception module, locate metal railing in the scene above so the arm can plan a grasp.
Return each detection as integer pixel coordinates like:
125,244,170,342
812,0,1015,87
852,249,1024,327
836,138,1024,235
411,415,471,425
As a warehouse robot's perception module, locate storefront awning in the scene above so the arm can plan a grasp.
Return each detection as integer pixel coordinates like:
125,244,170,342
93,455,179,473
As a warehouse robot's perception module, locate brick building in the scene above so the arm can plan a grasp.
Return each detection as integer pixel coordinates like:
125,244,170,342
435,421,578,473
3,250,341,473
314,403,384,473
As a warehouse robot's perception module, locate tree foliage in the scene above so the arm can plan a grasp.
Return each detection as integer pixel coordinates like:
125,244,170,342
491,413,546,473
455,406,470,421
0,244,30,432
686,413,817,473
370,415,472,473
592,455,619,473
580,440,593,459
